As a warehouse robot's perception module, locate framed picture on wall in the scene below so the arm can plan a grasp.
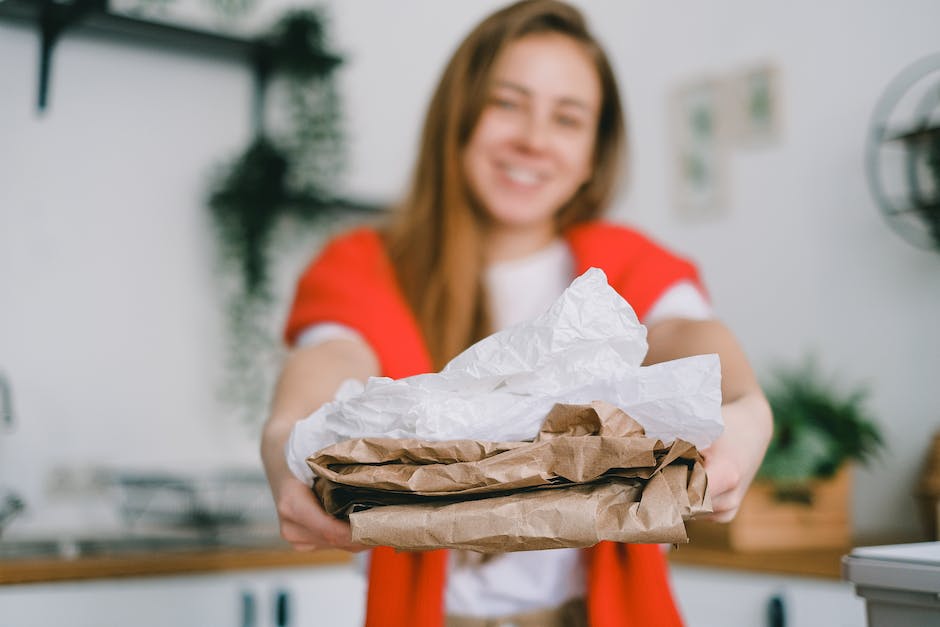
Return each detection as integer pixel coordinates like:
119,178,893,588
727,64,782,146
669,78,728,220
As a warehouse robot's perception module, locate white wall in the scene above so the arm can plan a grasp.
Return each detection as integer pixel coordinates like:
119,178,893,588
0,16,264,530
1,1,938,539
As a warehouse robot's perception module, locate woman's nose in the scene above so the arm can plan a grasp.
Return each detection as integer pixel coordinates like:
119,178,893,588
516,113,551,153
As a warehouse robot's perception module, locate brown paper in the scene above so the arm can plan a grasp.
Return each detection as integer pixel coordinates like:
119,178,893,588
306,402,711,552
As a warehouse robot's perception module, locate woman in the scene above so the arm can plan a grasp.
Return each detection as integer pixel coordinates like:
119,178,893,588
261,1,772,625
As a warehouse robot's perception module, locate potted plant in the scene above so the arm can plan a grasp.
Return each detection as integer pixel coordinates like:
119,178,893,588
207,9,380,426
688,357,884,551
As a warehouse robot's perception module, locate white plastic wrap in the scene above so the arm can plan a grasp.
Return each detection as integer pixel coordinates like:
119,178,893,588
287,268,724,484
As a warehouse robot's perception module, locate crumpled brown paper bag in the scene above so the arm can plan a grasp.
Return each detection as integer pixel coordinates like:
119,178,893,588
307,401,711,552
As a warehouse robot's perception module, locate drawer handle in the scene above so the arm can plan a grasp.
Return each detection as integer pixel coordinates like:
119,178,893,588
767,593,786,627
275,589,291,627
240,590,256,627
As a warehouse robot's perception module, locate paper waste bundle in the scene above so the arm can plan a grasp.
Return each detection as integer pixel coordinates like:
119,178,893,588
287,268,723,552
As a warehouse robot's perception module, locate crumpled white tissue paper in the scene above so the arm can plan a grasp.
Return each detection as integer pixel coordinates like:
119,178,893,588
287,267,724,484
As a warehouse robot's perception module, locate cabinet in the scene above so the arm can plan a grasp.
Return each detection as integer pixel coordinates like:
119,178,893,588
244,566,367,627
670,565,867,627
0,563,366,627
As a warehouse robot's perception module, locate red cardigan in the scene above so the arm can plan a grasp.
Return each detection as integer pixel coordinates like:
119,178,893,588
284,222,702,627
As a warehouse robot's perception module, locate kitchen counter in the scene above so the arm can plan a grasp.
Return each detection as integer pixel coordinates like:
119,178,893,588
668,542,848,579
3,535,918,586
3,543,842,586
0,542,351,585
668,534,924,580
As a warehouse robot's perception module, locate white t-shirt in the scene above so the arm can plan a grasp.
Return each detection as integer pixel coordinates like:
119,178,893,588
295,238,712,617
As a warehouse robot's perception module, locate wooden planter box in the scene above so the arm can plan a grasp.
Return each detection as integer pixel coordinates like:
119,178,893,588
685,466,851,551
916,431,940,540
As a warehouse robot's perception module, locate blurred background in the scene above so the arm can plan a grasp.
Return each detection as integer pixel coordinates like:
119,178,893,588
1,1,940,625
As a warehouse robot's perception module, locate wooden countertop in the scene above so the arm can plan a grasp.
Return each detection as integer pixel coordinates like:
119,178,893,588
3,543,846,586
667,543,849,579
0,545,352,586
3,537,919,586
667,532,925,580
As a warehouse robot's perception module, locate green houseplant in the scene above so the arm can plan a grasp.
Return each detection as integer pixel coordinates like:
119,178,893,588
757,357,884,498
209,8,346,303
687,357,885,551
207,8,377,425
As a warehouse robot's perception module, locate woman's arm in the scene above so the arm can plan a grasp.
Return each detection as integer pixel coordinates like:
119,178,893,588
644,318,773,522
261,338,380,551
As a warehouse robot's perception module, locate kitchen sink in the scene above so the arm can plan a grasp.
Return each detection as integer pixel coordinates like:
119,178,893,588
0,469,281,561
0,539,68,559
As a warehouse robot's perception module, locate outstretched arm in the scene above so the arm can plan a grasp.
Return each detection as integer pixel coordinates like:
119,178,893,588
261,338,380,551
644,319,773,522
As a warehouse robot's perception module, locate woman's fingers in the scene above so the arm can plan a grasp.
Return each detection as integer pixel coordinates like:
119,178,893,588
701,450,744,521
697,393,774,523
706,493,740,522
274,476,367,551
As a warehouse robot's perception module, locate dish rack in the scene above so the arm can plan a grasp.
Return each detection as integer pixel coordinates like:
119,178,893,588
111,469,275,535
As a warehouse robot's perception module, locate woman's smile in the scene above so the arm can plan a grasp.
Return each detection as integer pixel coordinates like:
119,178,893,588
498,162,547,188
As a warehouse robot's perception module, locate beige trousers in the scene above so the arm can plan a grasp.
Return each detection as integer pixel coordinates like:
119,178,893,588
445,598,588,627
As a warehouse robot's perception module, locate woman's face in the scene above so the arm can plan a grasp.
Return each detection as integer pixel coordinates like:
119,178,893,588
463,33,601,236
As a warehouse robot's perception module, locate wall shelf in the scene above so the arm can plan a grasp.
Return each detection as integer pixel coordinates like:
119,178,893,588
0,0,264,112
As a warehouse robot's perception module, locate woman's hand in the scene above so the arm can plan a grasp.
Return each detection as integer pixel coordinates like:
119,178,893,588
700,392,772,522
271,473,367,552
260,339,380,553
645,318,773,523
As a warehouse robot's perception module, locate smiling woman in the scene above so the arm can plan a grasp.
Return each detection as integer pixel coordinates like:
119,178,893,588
260,1,772,626
383,2,628,371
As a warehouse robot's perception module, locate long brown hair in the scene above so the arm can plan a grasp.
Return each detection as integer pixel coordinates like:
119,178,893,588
386,0,626,369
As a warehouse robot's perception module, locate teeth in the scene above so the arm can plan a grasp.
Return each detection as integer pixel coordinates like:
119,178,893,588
504,166,541,185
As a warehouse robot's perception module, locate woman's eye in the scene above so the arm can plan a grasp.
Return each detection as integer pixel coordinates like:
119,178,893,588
492,98,518,110
555,114,583,128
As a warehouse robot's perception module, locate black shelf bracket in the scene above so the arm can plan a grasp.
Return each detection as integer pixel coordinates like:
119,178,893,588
0,0,263,113
37,0,103,111
251,42,271,138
